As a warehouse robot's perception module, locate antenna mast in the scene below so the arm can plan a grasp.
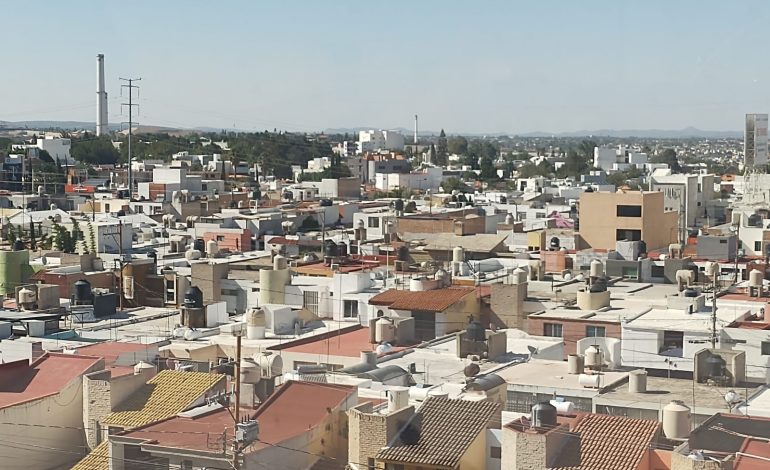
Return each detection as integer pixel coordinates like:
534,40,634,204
120,77,141,198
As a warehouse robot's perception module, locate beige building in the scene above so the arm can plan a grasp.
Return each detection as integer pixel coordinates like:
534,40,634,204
578,190,679,251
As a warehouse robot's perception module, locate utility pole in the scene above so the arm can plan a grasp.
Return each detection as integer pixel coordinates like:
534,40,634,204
711,272,718,349
120,77,141,198
233,333,242,469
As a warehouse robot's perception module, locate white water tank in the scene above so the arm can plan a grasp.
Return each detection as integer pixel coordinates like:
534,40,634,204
240,358,261,384
453,246,464,264
578,373,601,388
50,203,57,210
245,308,266,339
254,352,283,378
590,259,603,278
705,261,718,278
185,249,202,260
567,354,584,375
505,213,514,225
584,345,604,369
207,239,219,256
375,318,396,343
410,277,428,291
274,254,288,270
750,269,763,287
388,386,410,412
18,287,37,309
629,369,648,393
427,389,449,399
549,400,575,416
662,400,691,439
512,267,528,284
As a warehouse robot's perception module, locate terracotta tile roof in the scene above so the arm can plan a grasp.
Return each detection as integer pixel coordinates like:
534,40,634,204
376,397,500,467
551,413,660,470
102,370,225,429
70,441,109,470
369,287,476,312
734,438,770,470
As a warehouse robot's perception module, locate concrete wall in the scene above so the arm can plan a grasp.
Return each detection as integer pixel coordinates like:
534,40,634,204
0,359,104,469
527,316,621,358
348,403,415,470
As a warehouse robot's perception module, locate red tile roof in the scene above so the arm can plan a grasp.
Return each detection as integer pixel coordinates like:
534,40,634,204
0,353,103,409
122,381,356,453
551,413,661,470
369,287,476,312
734,439,770,470
75,342,158,377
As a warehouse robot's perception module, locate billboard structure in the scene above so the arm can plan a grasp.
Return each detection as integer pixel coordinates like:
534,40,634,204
744,113,768,169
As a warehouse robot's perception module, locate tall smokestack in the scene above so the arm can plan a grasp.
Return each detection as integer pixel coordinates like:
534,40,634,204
96,54,108,136
414,114,418,145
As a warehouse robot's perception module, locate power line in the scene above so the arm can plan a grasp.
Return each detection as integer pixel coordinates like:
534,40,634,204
120,77,141,195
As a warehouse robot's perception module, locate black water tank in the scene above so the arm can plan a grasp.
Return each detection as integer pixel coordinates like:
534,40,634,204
585,186,594,193
397,245,409,262
193,238,205,252
500,195,507,203
705,354,726,378
337,243,348,257
282,191,293,200
117,210,126,217
589,277,607,293
74,280,92,304
549,237,560,250
147,251,157,263
394,199,404,212
683,288,699,298
532,401,558,428
253,188,262,200
466,320,486,342
748,213,763,227
12,239,24,251
319,199,333,207
324,240,338,258
638,240,647,256
184,286,204,309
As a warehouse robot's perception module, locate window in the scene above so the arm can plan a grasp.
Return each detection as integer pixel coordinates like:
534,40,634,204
490,446,502,459
544,323,563,337
719,239,728,244
616,229,642,241
216,235,225,242
368,217,380,228
586,325,606,337
616,205,642,217
367,458,375,470
660,330,684,355
756,241,762,252
221,288,239,297
104,203,110,212
303,290,319,314
651,265,665,278
343,299,358,318
762,341,770,355
621,266,638,279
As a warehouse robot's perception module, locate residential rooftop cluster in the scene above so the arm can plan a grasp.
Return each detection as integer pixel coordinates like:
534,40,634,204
0,115,769,470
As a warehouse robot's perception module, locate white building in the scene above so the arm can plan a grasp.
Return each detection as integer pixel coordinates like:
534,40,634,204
593,147,617,171
36,136,72,165
358,130,405,153
744,113,768,168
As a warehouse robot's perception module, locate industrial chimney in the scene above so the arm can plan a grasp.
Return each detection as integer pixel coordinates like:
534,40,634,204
413,114,418,145
96,54,108,136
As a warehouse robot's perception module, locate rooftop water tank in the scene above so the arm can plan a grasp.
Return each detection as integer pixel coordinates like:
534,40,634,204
567,354,584,375
394,199,404,212
531,401,558,428
207,239,219,256
184,286,204,309
273,254,288,270
324,240,338,258
579,373,601,388
683,288,699,298
584,345,604,369
133,361,155,375
629,369,648,393
193,238,205,252
74,280,92,304
466,320,486,342
375,318,396,343
505,213,514,225
453,246,464,264
589,277,607,293
12,239,24,251
18,287,37,309
705,354,726,378
748,213,763,227
549,237,560,250
255,351,283,378
750,269,763,287
185,249,202,260
240,358,261,384
662,400,690,439
589,260,603,278
397,245,409,262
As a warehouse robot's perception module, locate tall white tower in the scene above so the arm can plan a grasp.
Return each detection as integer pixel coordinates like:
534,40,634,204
96,54,108,136
414,114,418,145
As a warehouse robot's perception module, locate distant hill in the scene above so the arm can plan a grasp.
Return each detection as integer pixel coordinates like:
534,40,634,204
516,127,742,139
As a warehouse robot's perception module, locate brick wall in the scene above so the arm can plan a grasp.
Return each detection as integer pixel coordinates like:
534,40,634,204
489,283,527,329
348,403,415,469
83,370,111,449
526,318,621,359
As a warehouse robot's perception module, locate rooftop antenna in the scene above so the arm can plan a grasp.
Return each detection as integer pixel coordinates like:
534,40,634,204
120,77,141,198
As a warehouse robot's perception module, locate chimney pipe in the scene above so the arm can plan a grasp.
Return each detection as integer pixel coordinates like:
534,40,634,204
414,114,418,145
96,54,108,136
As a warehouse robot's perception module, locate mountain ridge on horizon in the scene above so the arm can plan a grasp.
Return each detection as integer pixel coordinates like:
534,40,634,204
0,120,742,138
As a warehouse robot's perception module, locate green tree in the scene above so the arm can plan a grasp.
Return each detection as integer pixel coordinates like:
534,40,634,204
479,157,498,181
441,176,467,193
557,150,590,178
651,148,682,173
71,136,120,165
447,136,468,155
435,129,448,166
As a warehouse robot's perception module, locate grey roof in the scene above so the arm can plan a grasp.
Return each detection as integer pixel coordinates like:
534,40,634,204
361,365,415,385
400,232,508,253
377,396,500,467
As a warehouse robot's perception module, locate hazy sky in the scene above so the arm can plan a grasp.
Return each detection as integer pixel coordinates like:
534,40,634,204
1,1,768,134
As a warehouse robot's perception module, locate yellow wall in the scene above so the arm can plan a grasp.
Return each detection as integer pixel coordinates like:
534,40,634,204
579,191,678,251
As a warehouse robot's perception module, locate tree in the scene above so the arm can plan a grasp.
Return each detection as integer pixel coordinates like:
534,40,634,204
479,157,498,181
651,148,682,173
578,139,597,160
435,129,448,166
557,150,590,178
441,176,467,193
71,136,120,165
447,136,468,156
